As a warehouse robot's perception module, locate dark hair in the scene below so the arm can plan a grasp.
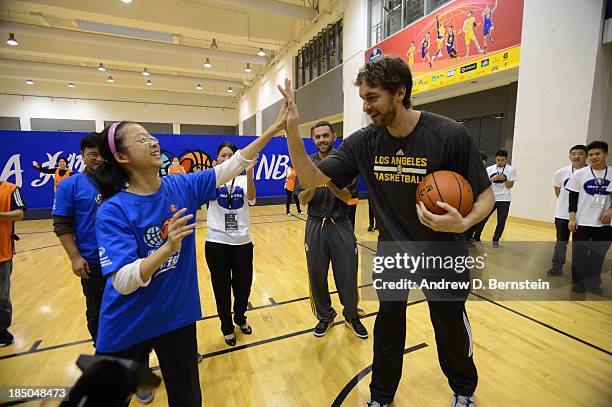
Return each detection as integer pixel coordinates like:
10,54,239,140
586,140,608,154
311,121,335,137
479,151,488,162
95,121,134,201
217,141,238,157
355,56,413,108
495,149,508,158
57,157,68,165
80,132,100,152
569,144,587,154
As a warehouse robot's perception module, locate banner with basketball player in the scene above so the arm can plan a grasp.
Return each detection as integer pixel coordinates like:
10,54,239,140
0,130,332,210
365,0,524,94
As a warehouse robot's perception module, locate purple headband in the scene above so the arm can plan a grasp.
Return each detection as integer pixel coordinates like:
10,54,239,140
108,122,120,154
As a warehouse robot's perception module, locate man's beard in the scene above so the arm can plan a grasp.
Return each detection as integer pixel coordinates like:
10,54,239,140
372,102,397,128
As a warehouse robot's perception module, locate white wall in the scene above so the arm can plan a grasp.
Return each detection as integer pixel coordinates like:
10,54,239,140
587,42,612,143
510,0,606,222
238,0,343,135
0,78,238,132
342,0,369,137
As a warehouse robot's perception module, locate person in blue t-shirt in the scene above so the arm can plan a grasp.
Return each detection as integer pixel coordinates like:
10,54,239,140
93,96,287,406
53,133,106,344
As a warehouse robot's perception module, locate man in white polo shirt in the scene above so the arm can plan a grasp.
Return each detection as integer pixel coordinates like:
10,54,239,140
472,149,517,248
547,145,587,276
566,140,611,294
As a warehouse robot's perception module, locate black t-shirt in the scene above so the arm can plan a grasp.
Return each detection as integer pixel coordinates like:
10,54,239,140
297,152,358,219
317,111,491,242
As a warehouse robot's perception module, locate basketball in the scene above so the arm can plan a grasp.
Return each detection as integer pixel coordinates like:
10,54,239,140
416,170,474,216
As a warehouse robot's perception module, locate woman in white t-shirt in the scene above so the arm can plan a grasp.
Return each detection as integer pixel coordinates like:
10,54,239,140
205,142,257,346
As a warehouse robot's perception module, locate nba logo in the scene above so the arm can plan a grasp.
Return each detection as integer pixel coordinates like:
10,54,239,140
369,48,383,60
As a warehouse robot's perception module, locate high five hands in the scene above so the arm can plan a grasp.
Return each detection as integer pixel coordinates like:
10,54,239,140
272,79,299,133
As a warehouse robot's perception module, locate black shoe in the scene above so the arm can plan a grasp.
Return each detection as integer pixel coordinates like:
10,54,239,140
224,333,236,347
345,318,368,339
373,225,378,230
471,237,481,243
492,240,500,248
313,320,334,337
572,284,586,293
586,286,603,295
239,323,252,335
367,225,374,232
546,268,563,277
0,330,14,347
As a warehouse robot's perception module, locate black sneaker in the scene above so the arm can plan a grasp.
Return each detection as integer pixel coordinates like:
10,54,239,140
586,286,603,295
546,268,563,277
224,333,236,347
492,240,500,248
367,225,374,232
313,320,334,337
451,394,475,406
572,284,586,293
345,318,368,339
0,330,14,347
471,237,481,243
364,401,390,407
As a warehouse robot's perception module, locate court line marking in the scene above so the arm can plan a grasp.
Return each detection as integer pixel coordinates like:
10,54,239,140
469,292,612,357
331,343,429,407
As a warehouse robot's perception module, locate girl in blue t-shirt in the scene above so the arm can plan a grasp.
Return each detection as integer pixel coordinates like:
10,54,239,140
93,104,287,405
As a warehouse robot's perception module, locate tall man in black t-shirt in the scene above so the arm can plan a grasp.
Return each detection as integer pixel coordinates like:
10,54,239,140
297,121,368,339
278,56,494,407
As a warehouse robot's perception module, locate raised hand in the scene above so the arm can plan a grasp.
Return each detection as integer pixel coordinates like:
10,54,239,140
163,208,196,254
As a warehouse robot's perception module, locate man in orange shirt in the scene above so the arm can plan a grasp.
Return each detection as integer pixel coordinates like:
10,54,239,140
0,179,26,347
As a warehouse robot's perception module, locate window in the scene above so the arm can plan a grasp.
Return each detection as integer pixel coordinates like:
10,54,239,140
368,0,452,46
295,19,343,88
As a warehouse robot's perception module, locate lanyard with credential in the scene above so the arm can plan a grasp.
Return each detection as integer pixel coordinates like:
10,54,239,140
226,178,236,210
590,166,608,194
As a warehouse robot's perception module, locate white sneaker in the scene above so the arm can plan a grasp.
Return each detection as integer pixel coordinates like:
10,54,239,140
135,389,155,404
451,394,475,407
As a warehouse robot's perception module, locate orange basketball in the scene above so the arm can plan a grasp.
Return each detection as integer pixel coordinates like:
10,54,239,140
416,171,473,216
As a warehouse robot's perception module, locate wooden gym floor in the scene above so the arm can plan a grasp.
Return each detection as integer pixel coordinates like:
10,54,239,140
0,201,610,406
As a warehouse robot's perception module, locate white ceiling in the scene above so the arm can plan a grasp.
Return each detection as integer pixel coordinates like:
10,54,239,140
0,0,320,102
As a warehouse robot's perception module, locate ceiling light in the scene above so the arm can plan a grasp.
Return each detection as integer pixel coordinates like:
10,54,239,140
227,86,233,93
244,63,252,73
68,82,75,88
25,79,34,85
210,38,218,49
196,84,203,90
204,58,212,68
146,79,152,86
6,33,18,46
142,67,150,76
97,63,106,72
257,48,266,57
121,0,133,3
107,76,114,83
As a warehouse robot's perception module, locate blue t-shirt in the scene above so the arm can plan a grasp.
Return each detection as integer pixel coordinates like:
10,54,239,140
52,173,103,263
95,170,217,352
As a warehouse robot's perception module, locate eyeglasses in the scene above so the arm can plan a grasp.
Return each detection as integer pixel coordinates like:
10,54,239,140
84,153,100,159
124,135,159,149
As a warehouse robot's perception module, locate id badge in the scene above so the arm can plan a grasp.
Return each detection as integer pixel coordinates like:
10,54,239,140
591,194,606,209
225,213,238,231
